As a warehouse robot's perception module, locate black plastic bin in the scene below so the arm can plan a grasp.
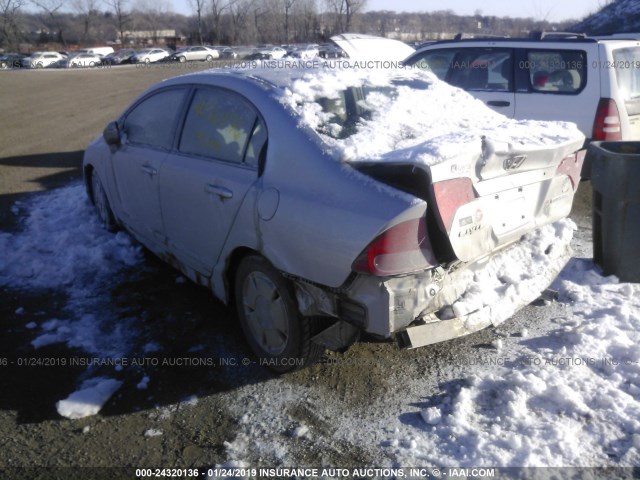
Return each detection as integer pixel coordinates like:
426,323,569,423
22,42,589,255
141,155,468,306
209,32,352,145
589,141,640,283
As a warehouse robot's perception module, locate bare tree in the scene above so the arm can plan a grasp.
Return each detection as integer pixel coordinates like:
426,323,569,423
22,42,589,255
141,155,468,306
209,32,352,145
343,0,365,31
72,0,98,43
104,0,128,44
188,0,205,44
229,0,255,44
134,0,171,44
30,0,68,45
0,0,25,49
282,0,295,42
211,0,234,43
324,0,366,33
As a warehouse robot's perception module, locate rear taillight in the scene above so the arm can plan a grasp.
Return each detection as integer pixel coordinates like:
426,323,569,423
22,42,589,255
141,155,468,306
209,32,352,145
593,98,622,141
431,177,475,233
352,217,436,276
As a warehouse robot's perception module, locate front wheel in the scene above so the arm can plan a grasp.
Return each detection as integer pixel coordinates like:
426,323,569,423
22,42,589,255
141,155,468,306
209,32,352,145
235,256,323,372
91,171,117,231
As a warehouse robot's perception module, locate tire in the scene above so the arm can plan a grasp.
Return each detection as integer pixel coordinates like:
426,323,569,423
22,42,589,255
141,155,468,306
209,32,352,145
205,54,213,62
91,171,118,232
179,55,186,63
235,256,324,373
145,58,150,64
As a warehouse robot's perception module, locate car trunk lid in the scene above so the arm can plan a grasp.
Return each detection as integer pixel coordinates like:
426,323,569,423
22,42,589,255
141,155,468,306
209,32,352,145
350,136,585,265
428,136,585,262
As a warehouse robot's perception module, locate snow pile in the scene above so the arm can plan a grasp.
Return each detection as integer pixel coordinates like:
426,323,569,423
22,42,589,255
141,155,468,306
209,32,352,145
441,220,575,330
276,66,584,165
56,377,123,419
386,261,640,467
0,184,144,357
0,184,141,290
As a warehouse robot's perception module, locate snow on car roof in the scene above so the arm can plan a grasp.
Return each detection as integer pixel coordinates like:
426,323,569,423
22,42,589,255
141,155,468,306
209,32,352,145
214,63,585,166
279,65,585,165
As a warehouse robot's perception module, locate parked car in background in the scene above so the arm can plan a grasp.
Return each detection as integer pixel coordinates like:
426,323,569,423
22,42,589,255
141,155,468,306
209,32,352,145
169,46,219,62
289,44,320,59
205,45,228,57
221,46,254,60
130,48,171,64
318,43,346,59
21,51,66,68
403,33,640,175
102,49,138,65
246,45,287,60
331,33,415,60
0,53,26,69
78,46,114,57
84,65,585,371
56,52,103,68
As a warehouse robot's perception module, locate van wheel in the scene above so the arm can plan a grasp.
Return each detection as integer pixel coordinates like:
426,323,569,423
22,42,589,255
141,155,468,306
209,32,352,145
91,171,117,232
235,256,324,372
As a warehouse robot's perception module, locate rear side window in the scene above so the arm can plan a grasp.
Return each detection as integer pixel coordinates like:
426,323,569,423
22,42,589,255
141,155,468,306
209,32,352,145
411,48,513,92
613,47,640,103
525,49,586,94
179,88,259,165
123,89,186,149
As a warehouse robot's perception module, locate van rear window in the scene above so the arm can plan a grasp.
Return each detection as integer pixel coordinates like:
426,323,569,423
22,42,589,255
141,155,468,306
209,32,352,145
526,49,586,94
613,48,640,103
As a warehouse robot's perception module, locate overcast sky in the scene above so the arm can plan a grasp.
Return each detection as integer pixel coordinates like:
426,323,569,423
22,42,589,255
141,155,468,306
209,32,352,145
169,0,603,22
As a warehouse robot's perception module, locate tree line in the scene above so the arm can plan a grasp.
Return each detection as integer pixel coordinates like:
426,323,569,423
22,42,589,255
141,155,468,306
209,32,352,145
1,0,578,52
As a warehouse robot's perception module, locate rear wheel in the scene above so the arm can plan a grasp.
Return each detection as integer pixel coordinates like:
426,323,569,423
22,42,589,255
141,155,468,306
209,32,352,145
91,171,117,231
205,54,213,62
179,55,186,63
235,256,324,372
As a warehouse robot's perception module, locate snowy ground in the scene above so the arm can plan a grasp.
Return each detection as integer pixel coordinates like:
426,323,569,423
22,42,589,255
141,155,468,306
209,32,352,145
0,182,639,470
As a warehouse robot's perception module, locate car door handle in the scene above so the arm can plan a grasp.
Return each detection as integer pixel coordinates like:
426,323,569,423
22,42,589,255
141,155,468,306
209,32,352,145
206,184,233,199
141,165,157,176
486,100,511,107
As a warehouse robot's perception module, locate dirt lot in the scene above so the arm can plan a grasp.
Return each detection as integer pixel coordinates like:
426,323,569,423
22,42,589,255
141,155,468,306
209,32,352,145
0,65,594,476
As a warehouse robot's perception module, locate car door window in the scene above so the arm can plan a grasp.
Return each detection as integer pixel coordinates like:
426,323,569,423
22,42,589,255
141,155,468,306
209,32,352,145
446,49,513,92
122,89,185,150
179,88,259,165
410,49,457,80
525,49,586,94
410,48,513,92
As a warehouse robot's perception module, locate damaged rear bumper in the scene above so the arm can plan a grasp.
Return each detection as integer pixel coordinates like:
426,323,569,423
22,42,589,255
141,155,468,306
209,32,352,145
294,220,575,350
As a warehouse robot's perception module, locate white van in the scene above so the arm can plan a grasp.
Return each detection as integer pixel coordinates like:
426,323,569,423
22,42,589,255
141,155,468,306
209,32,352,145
404,35,640,174
78,46,115,57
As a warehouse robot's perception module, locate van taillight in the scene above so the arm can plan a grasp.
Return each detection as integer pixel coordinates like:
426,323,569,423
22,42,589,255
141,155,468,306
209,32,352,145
352,217,437,276
593,98,622,141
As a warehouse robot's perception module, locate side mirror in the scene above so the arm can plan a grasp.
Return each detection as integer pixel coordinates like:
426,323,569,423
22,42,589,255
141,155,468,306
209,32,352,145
103,121,121,146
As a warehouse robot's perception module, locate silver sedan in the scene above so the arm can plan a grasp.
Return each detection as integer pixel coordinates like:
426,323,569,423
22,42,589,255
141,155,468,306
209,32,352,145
83,66,585,371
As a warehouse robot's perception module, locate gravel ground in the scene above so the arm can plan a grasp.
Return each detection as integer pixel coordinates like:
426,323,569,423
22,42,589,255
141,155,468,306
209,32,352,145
0,65,594,475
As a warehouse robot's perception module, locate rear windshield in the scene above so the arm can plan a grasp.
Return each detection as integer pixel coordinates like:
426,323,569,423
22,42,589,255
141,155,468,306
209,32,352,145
613,47,640,103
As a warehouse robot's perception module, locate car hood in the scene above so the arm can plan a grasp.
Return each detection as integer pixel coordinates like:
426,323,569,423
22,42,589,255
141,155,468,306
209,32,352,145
330,33,415,61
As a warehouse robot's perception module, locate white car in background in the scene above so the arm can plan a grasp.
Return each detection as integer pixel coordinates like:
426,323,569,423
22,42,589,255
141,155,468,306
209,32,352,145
57,52,103,68
131,48,170,64
289,44,320,59
21,51,66,68
170,46,219,62
250,45,287,59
